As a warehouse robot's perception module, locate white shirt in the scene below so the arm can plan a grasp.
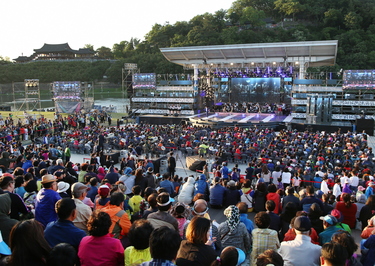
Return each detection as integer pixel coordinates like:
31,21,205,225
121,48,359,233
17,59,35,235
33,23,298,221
333,183,342,198
281,172,292,184
278,234,321,266
320,180,330,194
350,175,359,187
340,176,349,187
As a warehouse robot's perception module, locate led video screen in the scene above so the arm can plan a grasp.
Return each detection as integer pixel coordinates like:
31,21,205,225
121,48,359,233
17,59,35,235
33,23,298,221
343,70,375,90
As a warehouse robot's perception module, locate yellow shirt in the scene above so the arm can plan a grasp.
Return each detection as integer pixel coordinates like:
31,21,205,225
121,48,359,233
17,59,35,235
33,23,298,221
124,246,151,266
129,195,143,214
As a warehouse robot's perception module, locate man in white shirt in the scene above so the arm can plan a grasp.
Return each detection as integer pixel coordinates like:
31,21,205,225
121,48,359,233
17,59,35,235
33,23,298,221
278,216,321,266
349,171,359,192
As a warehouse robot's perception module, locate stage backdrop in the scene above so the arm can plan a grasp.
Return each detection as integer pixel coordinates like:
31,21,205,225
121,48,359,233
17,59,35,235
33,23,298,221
229,77,281,103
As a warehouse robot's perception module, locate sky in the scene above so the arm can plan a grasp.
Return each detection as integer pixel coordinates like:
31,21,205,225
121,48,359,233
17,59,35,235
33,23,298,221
0,0,232,60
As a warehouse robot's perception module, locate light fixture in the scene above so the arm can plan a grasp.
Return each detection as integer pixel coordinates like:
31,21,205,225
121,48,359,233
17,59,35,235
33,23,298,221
251,62,254,65
273,62,276,65
295,61,299,65
230,63,233,66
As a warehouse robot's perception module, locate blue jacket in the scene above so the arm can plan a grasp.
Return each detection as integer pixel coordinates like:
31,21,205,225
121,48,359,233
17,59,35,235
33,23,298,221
44,219,86,248
35,189,62,227
209,184,226,206
160,179,175,197
194,174,209,196
240,213,254,234
221,166,229,179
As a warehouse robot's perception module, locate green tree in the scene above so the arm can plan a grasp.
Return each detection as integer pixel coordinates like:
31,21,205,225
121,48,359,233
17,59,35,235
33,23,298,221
96,46,113,59
83,44,94,51
344,11,363,29
274,0,305,20
240,6,266,27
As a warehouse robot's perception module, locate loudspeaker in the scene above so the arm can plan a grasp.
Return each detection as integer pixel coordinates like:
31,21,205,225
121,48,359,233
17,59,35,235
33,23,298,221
356,119,374,136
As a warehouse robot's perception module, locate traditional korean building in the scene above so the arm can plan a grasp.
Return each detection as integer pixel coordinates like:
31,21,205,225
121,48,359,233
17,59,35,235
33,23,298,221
13,43,96,62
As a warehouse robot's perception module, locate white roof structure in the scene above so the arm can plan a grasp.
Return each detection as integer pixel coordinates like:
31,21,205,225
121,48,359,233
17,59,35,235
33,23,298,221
160,40,338,68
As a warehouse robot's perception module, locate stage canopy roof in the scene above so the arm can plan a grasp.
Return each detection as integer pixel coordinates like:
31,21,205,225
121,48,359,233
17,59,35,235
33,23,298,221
160,40,338,68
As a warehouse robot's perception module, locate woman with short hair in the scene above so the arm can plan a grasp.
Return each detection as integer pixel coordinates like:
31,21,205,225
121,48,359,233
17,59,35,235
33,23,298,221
78,210,124,266
176,216,217,266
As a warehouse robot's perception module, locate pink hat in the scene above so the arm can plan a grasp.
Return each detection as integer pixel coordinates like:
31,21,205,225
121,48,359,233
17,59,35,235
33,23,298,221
358,186,366,191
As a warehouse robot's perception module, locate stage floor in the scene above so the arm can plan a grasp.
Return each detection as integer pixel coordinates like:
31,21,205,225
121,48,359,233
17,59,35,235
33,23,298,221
188,112,292,124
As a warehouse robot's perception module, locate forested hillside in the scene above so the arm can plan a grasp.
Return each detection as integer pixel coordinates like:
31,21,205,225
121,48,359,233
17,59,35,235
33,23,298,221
1,0,375,83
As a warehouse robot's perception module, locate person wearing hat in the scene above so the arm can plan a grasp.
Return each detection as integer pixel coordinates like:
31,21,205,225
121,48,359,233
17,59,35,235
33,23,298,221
35,174,62,227
147,192,178,231
278,216,321,266
71,182,92,234
57,181,70,198
145,167,156,189
44,198,86,249
318,214,341,245
365,182,375,199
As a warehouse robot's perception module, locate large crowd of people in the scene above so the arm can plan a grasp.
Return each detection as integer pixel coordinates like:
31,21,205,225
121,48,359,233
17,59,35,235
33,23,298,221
0,111,374,266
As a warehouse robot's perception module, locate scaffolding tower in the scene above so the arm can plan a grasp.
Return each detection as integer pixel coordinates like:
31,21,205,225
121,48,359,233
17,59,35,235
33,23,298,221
12,79,42,112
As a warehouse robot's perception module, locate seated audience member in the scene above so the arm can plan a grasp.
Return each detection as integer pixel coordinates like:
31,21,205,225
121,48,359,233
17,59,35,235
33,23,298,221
237,202,254,234
211,246,246,266
266,200,281,232
209,177,226,209
101,192,131,242
256,249,284,266
94,185,110,210
218,205,251,254
71,182,92,234
86,178,98,202
35,174,62,227
319,214,341,245
44,198,86,249
170,203,191,238
363,233,375,266
250,212,280,265
330,209,351,233
0,194,18,245
147,192,178,231
331,231,361,266
361,215,375,239
46,243,77,266
78,211,124,266
320,242,348,266
278,216,321,266
1,219,51,266
129,185,143,215
124,219,153,266
0,174,30,220
142,193,158,219
139,226,181,266
56,181,70,199
176,216,217,266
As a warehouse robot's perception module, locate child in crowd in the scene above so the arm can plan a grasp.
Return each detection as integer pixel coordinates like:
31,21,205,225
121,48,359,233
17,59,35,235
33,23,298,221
129,185,143,216
171,202,191,238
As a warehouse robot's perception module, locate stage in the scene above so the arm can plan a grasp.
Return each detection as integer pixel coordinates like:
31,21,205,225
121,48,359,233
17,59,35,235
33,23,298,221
135,112,356,133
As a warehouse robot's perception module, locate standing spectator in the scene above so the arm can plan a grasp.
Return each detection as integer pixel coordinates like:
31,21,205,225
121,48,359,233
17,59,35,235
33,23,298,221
250,211,280,265
78,211,124,266
35,174,61,227
281,168,292,190
167,152,176,178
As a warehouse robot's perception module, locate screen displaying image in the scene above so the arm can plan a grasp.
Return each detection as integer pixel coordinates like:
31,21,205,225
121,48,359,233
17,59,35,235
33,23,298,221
230,77,281,103
343,70,375,89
